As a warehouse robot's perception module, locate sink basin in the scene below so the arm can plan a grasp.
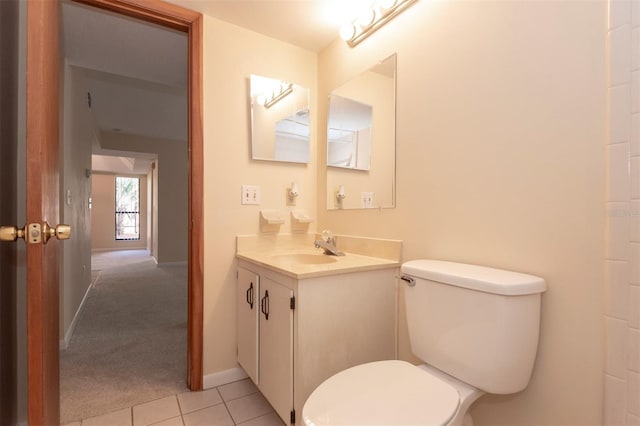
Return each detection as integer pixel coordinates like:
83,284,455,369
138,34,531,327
270,253,338,265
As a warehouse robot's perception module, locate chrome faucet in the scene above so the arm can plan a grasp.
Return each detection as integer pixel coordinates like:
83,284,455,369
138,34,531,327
314,230,345,256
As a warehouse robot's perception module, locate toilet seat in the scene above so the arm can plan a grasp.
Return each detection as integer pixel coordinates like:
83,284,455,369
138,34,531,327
302,360,460,426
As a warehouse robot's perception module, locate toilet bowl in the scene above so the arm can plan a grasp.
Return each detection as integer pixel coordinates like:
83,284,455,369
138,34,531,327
302,360,484,426
302,260,546,426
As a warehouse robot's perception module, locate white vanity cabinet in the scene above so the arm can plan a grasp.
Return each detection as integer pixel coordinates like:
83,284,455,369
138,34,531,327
237,267,294,424
236,258,397,425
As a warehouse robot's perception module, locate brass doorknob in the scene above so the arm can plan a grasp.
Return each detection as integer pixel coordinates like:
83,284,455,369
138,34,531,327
1,223,71,244
0,225,26,242
42,222,71,244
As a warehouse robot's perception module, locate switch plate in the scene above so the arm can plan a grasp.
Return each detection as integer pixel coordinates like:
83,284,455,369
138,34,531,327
242,185,261,205
361,192,373,208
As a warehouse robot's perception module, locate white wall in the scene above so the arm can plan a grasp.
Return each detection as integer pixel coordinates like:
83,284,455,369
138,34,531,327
318,1,605,425
59,63,94,344
604,1,640,423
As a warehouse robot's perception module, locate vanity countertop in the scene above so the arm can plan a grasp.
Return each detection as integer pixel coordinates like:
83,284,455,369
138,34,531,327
236,233,402,279
236,249,399,279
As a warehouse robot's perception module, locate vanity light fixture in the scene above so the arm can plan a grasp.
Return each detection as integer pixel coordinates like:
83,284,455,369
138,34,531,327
339,0,417,47
261,81,293,109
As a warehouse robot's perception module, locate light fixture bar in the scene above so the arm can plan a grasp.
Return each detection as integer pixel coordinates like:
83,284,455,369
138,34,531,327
263,82,293,108
342,0,417,47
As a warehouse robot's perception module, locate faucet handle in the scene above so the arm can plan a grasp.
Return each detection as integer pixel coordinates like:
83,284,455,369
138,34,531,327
321,229,333,243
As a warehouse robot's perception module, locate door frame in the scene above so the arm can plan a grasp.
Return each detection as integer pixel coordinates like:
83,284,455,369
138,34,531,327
71,0,205,391
28,0,203,420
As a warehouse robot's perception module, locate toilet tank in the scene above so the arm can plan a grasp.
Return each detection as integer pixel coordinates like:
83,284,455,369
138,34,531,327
401,260,546,395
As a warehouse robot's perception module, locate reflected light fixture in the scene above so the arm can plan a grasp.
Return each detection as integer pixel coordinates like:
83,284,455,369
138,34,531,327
339,0,417,47
260,81,294,109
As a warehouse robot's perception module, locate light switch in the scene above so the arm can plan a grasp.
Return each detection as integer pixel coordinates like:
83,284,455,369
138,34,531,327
242,185,261,205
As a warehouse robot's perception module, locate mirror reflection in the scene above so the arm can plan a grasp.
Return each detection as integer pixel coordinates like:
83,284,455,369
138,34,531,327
326,54,396,209
250,75,310,163
327,95,372,170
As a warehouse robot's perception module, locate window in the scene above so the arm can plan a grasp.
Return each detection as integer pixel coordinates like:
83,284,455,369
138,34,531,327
115,176,140,240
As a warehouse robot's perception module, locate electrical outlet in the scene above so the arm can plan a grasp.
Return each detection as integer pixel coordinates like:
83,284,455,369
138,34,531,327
241,185,261,205
361,192,373,208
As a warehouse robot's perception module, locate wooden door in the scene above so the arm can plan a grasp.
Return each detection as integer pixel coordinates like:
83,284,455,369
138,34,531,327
25,1,62,424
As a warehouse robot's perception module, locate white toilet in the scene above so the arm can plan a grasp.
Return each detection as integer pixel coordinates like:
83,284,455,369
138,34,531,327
302,259,546,426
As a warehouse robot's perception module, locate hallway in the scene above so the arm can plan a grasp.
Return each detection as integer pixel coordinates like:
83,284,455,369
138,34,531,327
60,250,188,423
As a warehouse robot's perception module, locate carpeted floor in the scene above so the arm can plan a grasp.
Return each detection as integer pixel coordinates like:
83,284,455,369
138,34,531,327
60,250,189,424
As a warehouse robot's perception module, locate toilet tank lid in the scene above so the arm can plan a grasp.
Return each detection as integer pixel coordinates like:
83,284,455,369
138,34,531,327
401,260,546,296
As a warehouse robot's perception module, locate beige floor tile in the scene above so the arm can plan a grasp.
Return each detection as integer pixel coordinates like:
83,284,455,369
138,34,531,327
182,405,234,426
63,422,82,426
133,396,181,426
236,412,286,426
178,388,223,414
149,416,184,426
218,379,259,402
82,408,131,426
225,393,275,424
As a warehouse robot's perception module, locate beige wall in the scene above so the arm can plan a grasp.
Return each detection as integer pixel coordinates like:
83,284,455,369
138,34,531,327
99,132,187,264
317,1,606,425
201,15,317,377
59,63,95,342
90,172,148,251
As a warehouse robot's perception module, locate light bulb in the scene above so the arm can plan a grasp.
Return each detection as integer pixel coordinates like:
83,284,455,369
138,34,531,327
357,7,376,27
339,23,356,41
378,0,397,9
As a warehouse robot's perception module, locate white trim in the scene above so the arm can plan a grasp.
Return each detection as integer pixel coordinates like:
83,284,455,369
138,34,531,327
157,260,187,267
59,281,92,350
91,247,148,253
203,367,248,389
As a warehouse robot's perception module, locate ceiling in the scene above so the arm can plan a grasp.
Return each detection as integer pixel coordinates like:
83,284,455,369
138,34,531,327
166,0,353,52
61,0,356,173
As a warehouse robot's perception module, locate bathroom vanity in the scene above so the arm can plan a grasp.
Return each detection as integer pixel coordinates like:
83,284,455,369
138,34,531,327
236,234,401,424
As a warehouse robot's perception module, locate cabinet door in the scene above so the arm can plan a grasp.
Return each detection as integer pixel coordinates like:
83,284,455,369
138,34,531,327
259,277,294,424
237,267,259,384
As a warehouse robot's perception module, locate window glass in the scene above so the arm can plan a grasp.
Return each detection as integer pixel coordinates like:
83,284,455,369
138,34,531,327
115,177,140,240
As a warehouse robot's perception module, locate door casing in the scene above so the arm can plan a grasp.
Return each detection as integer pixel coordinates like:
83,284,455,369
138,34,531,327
26,1,204,423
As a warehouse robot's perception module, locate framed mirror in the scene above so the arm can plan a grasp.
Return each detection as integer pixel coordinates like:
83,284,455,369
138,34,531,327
326,54,396,209
250,74,310,163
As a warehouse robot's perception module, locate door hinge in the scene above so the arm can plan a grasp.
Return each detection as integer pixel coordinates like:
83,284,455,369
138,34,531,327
290,296,295,310
290,409,296,424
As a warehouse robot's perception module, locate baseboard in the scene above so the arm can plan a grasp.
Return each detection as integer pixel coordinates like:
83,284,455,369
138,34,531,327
59,282,92,351
202,367,248,389
157,260,187,267
91,247,148,253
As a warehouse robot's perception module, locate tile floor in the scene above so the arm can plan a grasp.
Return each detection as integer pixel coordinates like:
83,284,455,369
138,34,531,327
62,378,286,426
